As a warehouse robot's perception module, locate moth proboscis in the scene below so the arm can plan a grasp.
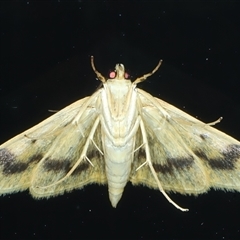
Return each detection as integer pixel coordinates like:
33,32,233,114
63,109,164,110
1,56,240,212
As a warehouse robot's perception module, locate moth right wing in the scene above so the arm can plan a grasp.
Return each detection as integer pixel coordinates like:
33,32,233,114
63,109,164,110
131,89,240,195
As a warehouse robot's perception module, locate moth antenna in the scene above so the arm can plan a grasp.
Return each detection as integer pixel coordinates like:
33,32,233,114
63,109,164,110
134,59,163,84
91,56,106,83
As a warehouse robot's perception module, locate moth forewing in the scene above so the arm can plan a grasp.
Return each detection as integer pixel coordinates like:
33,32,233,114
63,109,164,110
1,56,240,212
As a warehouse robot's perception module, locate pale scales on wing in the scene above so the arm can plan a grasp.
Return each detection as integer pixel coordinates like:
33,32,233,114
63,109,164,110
0,56,240,212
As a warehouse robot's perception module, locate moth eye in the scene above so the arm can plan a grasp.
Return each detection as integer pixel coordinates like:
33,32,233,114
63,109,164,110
109,71,116,78
124,73,129,79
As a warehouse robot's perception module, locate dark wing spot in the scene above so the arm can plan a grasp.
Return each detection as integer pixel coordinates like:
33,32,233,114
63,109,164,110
193,149,208,161
29,154,43,163
0,148,15,165
194,144,240,170
138,148,146,159
0,148,31,174
3,162,28,174
153,156,194,174
224,144,240,159
24,134,37,143
43,158,71,173
200,134,208,140
87,149,102,160
72,162,89,175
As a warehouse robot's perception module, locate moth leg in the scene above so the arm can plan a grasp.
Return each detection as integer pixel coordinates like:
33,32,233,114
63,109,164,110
91,139,104,155
206,117,223,126
35,117,100,189
133,142,145,153
135,160,148,171
84,156,94,167
139,119,189,212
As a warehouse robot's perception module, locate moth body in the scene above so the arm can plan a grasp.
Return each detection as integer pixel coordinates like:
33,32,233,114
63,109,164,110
100,77,139,207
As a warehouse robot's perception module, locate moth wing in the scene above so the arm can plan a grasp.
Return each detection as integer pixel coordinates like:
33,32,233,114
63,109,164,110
0,94,107,197
131,89,240,195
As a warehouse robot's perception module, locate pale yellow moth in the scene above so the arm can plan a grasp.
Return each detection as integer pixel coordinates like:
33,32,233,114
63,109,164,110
1,56,240,212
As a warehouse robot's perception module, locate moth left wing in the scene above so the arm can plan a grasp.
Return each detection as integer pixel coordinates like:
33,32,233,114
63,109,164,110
131,89,240,195
0,92,107,198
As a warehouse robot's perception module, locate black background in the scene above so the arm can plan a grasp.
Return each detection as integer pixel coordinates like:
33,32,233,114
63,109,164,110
1,1,240,239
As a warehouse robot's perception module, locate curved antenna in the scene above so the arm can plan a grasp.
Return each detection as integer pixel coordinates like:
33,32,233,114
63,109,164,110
91,56,106,83
133,60,163,84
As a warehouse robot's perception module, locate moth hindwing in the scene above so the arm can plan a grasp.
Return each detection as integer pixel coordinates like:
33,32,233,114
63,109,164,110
1,56,240,212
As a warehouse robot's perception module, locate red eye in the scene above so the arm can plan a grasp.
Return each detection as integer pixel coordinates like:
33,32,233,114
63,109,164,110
109,71,129,79
109,71,116,78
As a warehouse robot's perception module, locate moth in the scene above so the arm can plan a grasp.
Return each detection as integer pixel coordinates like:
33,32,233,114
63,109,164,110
1,56,240,212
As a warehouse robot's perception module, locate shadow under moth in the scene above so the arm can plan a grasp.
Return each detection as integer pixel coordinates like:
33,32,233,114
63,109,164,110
1,56,240,212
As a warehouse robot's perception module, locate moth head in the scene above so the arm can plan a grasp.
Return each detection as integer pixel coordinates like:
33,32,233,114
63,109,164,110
109,63,129,80
90,56,162,84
